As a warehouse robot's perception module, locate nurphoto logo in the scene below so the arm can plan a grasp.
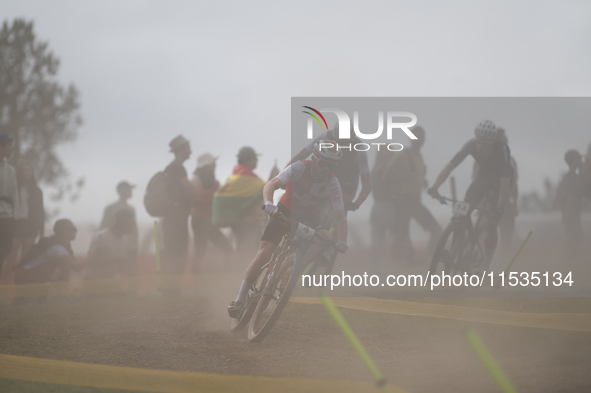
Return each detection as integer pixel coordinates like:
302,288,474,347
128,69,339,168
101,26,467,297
302,106,418,152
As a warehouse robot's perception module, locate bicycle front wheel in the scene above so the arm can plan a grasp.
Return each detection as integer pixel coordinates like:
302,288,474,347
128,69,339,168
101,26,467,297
230,263,270,333
429,221,464,275
247,252,295,343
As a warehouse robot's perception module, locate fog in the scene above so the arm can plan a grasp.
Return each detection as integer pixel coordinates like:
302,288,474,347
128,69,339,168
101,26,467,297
3,0,591,226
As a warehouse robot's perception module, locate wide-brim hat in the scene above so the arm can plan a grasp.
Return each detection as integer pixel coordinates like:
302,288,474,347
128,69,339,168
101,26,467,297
197,152,219,168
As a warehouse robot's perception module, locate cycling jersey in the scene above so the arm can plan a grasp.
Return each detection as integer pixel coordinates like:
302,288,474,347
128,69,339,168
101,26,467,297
302,131,370,196
450,139,514,207
277,160,344,218
450,139,514,179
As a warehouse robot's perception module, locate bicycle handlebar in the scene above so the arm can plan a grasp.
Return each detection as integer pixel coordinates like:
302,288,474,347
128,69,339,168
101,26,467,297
261,205,337,246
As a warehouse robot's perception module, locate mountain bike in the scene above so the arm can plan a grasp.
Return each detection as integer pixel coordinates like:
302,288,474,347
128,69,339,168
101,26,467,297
229,212,335,343
428,195,491,276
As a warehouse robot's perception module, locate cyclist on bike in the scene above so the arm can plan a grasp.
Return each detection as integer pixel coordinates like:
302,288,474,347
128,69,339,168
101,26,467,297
427,120,514,270
228,139,349,318
286,122,371,212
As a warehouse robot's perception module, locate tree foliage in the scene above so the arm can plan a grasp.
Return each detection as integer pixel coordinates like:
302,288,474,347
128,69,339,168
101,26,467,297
0,18,83,200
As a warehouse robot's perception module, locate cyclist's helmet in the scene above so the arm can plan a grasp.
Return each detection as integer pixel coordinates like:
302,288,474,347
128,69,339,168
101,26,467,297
474,120,497,141
313,139,343,164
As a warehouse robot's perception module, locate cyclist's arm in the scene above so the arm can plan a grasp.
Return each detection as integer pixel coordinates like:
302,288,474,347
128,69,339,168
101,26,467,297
334,209,348,243
430,162,455,191
431,140,472,192
263,177,283,204
269,161,305,203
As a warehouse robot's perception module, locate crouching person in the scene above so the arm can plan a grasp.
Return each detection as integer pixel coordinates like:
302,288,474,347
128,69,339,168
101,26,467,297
13,219,79,302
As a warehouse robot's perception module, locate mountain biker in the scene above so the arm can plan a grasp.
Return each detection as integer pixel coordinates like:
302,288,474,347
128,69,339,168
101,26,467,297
427,120,513,270
286,122,371,213
228,139,349,318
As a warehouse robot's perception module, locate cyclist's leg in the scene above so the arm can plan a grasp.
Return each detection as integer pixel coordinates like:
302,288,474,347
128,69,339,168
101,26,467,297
464,176,498,269
229,214,286,315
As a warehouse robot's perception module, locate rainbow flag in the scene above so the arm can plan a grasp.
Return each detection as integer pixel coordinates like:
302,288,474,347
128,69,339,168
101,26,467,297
212,165,265,227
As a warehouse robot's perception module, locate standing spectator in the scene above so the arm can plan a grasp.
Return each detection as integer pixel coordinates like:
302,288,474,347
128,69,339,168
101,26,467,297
83,209,135,281
190,153,233,272
555,150,584,260
3,160,44,286
162,135,195,288
0,133,18,275
369,149,396,269
385,127,442,265
212,147,278,260
99,181,138,276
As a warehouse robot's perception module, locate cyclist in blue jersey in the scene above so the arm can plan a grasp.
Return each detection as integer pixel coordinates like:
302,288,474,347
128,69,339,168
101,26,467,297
427,120,514,270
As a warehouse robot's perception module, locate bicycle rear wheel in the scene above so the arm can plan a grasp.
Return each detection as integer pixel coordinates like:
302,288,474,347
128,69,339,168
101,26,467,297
247,252,295,343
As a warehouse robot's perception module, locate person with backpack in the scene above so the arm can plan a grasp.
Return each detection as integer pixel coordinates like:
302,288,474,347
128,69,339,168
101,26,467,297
0,133,18,275
146,135,197,292
385,126,442,265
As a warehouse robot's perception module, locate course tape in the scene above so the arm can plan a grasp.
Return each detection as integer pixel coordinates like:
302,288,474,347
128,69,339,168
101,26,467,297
0,353,409,393
290,297,591,332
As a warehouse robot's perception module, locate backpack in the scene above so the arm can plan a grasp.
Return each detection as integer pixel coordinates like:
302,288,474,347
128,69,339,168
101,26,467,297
144,171,170,217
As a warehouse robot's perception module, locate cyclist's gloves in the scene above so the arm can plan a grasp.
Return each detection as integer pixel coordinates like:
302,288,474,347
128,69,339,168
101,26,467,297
344,201,360,212
427,187,442,201
263,201,278,216
335,241,348,253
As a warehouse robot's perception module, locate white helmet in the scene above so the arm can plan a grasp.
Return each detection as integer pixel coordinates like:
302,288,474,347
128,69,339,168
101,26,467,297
475,120,497,141
313,139,342,164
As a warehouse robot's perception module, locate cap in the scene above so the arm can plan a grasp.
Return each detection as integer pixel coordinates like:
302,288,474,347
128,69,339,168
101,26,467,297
237,146,261,160
0,133,13,145
196,152,218,168
116,181,135,192
564,149,581,165
169,135,190,152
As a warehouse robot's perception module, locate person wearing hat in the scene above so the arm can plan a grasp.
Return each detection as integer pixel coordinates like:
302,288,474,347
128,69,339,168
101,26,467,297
162,135,197,284
99,180,138,276
190,153,233,272
212,146,279,261
0,133,18,273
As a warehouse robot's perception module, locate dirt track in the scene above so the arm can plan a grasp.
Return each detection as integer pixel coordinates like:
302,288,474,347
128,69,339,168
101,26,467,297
1,287,591,392
1,219,591,392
